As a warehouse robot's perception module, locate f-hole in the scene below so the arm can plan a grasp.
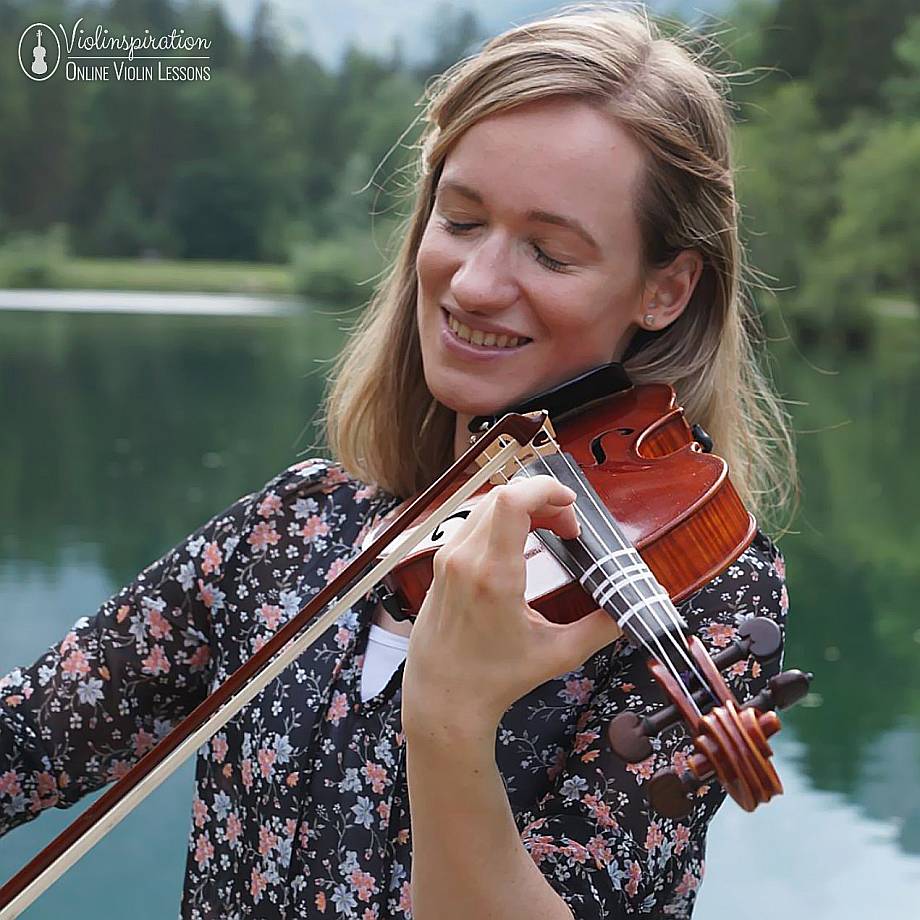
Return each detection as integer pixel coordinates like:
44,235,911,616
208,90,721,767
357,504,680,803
590,428,634,464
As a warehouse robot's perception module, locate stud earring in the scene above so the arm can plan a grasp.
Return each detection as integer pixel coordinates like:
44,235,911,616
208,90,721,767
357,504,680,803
644,313,655,327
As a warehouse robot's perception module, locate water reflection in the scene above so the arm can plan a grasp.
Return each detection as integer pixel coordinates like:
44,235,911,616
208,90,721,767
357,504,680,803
1,308,919,914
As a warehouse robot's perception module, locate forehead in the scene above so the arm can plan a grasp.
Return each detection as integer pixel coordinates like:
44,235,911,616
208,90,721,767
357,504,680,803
437,98,645,235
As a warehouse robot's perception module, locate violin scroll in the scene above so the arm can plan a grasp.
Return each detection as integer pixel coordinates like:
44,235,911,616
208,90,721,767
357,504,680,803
606,617,813,818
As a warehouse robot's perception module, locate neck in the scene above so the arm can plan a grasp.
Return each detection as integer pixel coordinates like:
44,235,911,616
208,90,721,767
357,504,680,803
453,412,473,461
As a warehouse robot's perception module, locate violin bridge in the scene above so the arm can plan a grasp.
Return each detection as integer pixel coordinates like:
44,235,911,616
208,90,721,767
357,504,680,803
473,413,558,484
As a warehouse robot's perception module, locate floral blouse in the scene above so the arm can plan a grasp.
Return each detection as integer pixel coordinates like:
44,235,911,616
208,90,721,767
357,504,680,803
0,459,789,918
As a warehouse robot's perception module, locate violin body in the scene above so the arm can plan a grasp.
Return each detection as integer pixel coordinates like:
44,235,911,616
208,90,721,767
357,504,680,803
372,383,756,624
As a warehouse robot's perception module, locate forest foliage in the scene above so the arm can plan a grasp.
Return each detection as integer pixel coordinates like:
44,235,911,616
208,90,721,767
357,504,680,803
0,0,918,343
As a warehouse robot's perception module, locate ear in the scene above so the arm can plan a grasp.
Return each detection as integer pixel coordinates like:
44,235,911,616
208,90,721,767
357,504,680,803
637,249,704,332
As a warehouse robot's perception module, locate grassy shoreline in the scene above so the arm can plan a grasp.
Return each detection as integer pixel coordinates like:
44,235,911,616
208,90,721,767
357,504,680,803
52,257,295,294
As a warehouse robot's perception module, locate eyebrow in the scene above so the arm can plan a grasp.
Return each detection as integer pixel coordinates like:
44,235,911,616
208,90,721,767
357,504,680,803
436,179,601,254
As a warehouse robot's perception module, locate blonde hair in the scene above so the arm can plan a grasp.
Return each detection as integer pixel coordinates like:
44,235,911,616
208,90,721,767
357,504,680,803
323,1,796,531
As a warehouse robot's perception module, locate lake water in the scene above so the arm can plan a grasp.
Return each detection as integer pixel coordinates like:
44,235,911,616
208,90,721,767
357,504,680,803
1,305,918,917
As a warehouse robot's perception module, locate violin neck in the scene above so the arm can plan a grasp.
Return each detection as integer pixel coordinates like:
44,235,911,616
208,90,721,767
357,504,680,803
525,451,687,653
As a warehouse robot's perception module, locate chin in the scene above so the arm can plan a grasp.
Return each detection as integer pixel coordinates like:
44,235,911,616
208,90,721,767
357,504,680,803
425,371,518,419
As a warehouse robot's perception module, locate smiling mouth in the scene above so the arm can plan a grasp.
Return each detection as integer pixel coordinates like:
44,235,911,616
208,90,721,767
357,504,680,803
444,310,532,349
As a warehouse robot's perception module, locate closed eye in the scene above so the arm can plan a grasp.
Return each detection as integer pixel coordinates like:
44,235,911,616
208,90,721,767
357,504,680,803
437,218,572,273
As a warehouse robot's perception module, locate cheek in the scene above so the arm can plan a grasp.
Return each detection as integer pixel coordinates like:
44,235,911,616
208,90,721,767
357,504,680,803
416,227,454,294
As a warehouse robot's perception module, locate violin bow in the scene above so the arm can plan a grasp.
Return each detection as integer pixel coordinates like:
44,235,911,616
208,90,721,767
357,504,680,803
0,412,546,919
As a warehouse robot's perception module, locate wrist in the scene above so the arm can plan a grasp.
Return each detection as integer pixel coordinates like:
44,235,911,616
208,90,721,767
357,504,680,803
402,705,500,756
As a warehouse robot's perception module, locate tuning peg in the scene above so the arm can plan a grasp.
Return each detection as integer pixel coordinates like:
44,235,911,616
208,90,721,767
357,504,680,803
647,768,700,819
607,618,788,763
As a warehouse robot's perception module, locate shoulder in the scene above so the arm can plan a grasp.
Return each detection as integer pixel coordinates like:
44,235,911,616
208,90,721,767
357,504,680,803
232,457,399,551
249,457,389,514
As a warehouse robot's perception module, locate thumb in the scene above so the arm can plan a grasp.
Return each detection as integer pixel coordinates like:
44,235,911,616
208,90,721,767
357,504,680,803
557,607,624,670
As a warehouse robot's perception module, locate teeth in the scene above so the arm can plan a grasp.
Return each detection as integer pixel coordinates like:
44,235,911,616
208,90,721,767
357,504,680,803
446,313,527,349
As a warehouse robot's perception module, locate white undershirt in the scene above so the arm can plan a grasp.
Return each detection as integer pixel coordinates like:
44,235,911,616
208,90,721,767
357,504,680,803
360,624,410,702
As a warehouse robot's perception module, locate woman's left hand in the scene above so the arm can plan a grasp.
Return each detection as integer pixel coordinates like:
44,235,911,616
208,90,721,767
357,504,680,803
401,474,623,740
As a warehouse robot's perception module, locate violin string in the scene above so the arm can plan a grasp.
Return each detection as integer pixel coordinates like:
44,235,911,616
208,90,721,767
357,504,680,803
523,437,716,709
526,439,714,696
499,449,708,716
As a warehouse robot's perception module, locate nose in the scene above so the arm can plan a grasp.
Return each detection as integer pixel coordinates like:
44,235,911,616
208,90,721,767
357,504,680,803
449,229,519,312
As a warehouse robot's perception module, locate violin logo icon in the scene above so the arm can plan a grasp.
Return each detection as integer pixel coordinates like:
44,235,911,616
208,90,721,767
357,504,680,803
18,22,61,81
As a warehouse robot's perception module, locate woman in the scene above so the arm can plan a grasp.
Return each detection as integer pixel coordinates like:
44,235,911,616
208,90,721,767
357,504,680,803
0,4,794,918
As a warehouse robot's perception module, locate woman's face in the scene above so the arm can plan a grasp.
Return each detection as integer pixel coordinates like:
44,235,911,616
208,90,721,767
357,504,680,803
415,96,691,419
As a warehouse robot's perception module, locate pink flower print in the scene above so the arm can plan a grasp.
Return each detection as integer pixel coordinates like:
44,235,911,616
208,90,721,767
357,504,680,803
730,659,748,676
257,748,276,780
314,891,327,913
248,521,280,550
211,734,228,764
397,881,412,915
299,515,330,540
148,609,173,641
355,484,378,502
626,755,655,782
0,770,23,798
583,794,618,830
241,758,253,791
362,908,380,920
258,603,283,631
107,760,130,781
702,623,736,648
752,659,762,679
573,730,599,754
645,821,664,851
35,772,57,801
587,835,614,868
326,691,348,726
673,823,691,855
61,650,91,678
561,676,594,705
227,812,242,848
363,761,388,794
194,833,214,868
780,582,789,613
201,541,223,575
141,645,170,676
250,867,267,904
773,555,786,580
322,467,349,488
350,869,377,902
4,695,22,708
196,579,225,611
334,626,351,649
286,771,300,787
377,801,390,822
325,557,350,584
60,631,78,654
522,826,558,864
188,644,210,672
675,868,700,896
299,821,311,848
132,728,155,758
192,797,208,828
561,841,589,863
258,825,278,856
626,860,642,897
257,492,282,518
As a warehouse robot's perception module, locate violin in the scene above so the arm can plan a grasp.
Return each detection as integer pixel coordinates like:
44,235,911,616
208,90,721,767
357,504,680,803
371,363,812,817
0,364,812,917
